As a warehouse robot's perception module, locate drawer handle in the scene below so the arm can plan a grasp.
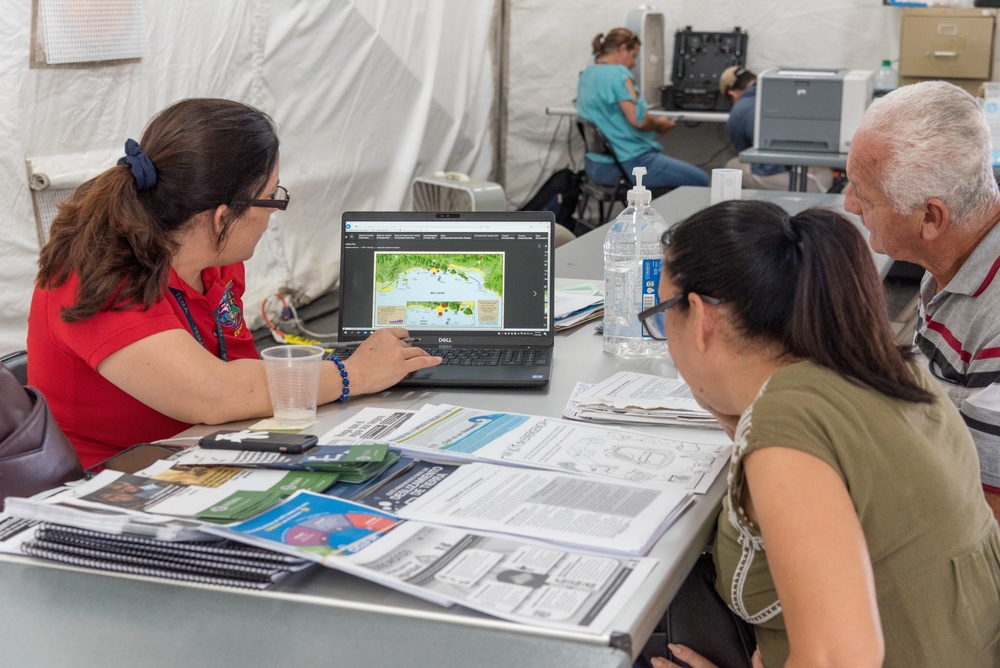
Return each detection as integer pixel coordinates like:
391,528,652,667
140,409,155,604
932,51,958,58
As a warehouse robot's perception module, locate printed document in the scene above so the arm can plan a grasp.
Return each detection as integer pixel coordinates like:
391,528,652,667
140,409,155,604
208,490,658,635
322,404,731,494
353,461,692,555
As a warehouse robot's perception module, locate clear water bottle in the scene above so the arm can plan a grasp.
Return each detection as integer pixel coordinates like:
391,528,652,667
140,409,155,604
873,60,897,97
603,166,670,356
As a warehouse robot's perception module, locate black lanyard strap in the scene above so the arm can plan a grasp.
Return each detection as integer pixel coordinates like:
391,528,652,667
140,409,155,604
170,288,229,361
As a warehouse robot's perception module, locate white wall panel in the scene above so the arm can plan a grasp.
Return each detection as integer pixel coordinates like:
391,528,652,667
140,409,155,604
0,0,495,352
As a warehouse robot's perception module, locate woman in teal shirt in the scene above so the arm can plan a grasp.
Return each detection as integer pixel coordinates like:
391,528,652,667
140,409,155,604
576,28,708,190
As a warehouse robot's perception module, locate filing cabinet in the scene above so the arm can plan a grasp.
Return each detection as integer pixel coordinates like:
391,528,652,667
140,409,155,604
899,7,997,95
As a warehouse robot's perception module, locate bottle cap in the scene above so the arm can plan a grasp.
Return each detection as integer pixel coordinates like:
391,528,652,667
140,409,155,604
881,59,891,67
626,166,652,204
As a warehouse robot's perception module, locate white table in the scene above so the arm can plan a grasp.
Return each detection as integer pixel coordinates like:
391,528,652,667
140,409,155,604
546,104,729,124
0,187,886,668
545,105,732,176
563,186,893,281
738,147,848,193
739,148,1000,192
0,212,713,668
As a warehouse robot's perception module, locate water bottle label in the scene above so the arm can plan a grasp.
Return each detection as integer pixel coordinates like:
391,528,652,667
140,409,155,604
640,258,662,338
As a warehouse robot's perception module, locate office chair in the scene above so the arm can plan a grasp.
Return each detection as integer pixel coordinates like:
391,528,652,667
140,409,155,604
575,119,672,233
0,350,28,386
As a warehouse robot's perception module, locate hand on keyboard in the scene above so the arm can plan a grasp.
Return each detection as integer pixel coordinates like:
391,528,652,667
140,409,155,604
339,328,441,394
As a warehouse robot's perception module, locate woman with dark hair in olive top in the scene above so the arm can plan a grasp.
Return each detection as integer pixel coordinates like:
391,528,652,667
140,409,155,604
644,200,1000,667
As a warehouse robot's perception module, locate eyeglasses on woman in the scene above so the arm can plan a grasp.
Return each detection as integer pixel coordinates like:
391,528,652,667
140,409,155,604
637,292,721,340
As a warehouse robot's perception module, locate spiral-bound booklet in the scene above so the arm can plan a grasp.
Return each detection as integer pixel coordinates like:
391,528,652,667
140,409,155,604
9,520,313,590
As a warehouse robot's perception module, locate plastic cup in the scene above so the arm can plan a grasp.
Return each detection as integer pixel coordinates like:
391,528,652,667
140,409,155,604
710,168,742,205
260,345,325,429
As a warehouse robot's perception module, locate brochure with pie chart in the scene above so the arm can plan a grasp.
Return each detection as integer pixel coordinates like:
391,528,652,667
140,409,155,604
221,490,401,556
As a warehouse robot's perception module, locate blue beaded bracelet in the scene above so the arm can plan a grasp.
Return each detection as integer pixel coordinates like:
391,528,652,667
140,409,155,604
328,355,350,402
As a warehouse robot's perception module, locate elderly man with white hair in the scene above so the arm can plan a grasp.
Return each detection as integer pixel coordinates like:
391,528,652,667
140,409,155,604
845,80,1000,523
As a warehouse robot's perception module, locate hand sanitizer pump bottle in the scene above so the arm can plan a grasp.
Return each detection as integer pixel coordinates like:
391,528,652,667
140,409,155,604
602,166,669,356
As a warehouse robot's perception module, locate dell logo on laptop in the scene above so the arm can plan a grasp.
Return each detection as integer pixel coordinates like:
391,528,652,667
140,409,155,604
438,337,453,343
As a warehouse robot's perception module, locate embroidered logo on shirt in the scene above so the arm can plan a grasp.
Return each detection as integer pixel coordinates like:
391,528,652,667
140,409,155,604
216,280,244,336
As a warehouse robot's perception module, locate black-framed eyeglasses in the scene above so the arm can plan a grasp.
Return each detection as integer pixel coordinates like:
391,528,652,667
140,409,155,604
243,184,290,211
637,293,721,340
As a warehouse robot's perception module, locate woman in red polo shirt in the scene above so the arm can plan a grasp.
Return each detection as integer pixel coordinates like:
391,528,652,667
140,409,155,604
28,98,439,468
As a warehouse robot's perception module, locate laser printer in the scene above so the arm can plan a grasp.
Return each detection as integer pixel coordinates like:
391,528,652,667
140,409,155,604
753,68,873,153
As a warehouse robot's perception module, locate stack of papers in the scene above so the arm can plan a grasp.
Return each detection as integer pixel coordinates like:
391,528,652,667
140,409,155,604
564,372,720,429
554,282,603,331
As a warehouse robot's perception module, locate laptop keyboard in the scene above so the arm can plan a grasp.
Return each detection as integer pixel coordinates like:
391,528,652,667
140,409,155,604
332,347,549,366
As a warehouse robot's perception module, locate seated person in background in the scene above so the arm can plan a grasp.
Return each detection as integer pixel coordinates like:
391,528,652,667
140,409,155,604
576,28,709,190
719,66,832,193
28,98,440,469
645,200,1000,667
845,80,1000,524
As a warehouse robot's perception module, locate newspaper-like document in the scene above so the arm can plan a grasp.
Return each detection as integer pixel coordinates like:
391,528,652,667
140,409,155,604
564,372,720,428
322,404,731,494
351,461,692,555
207,490,657,635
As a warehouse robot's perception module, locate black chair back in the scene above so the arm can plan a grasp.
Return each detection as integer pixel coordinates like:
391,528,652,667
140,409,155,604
576,119,631,185
573,119,675,233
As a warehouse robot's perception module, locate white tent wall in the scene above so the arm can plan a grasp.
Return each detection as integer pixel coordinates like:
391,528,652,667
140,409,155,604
6,1,999,355
0,0,495,354
502,0,923,204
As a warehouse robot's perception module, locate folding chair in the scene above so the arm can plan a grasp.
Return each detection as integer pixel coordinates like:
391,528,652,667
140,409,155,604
575,119,672,233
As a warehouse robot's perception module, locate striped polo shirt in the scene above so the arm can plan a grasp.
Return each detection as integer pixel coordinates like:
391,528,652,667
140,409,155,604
915,220,1000,491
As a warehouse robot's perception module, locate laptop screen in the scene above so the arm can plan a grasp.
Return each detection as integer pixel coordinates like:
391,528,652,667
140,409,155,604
339,212,555,347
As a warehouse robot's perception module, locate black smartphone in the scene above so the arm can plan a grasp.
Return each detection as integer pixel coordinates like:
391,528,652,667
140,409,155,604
89,443,186,476
197,430,319,454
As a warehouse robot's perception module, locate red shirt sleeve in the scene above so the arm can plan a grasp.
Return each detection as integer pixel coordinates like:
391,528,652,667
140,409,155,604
27,265,257,469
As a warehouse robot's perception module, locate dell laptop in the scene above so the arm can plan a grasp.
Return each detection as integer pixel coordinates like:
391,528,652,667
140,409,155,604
337,211,555,387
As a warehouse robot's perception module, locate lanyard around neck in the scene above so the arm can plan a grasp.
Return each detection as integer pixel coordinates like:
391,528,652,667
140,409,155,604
169,288,229,361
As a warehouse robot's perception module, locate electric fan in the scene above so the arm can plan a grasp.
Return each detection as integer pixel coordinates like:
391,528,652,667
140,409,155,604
624,5,666,97
411,172,506,212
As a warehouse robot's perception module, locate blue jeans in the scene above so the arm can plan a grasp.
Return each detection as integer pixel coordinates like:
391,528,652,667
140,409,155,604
587,150,709,189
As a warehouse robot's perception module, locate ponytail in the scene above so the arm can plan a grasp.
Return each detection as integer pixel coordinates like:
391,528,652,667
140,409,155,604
591,33,605,56
786,209,933,403
663,200,934,403
39,165,177,322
